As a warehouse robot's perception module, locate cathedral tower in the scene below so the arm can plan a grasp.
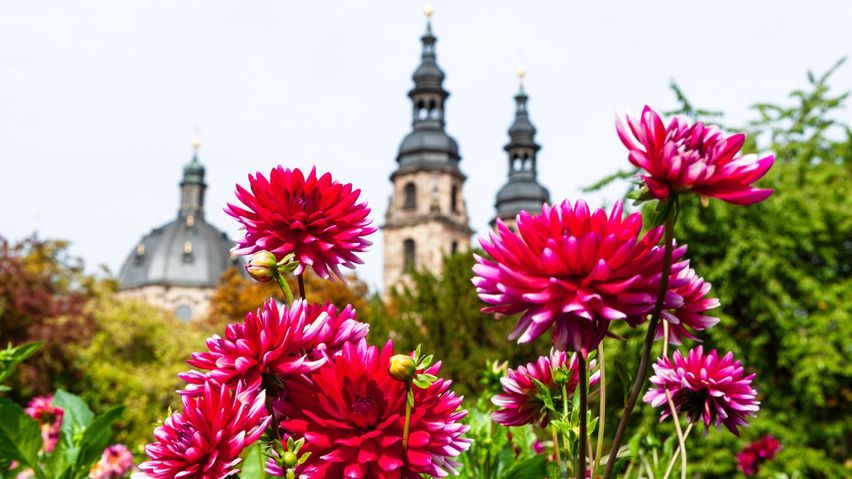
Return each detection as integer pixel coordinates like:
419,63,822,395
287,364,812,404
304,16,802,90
382,7,472,293
493,69,550,229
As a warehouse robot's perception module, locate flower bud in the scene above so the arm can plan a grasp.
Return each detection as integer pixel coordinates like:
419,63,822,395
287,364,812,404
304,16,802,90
282,451,298,468
388,354,416,382
245,250,278,282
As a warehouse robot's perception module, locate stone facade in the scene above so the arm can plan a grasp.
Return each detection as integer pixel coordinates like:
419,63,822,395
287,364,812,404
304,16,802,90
383,168,471,292
117,285,214,322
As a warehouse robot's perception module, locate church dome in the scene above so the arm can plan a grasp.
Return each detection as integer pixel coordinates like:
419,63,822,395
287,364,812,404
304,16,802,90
398,128,460,163
118,218,237,290
495,177,550,219
118,144,240,291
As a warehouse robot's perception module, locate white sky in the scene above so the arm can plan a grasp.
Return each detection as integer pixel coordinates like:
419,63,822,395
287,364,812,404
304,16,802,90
1,1,850,292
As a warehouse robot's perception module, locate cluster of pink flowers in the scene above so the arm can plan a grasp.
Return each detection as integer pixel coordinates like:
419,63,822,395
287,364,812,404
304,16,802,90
143,167,470,479
492,350,600,428
24,395,63,452
737,435,782,476
89,444,134,479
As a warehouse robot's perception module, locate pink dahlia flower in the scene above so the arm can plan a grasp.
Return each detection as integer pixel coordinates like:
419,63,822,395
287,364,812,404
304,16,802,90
737,435,782,476
180,299,368,396
643,346,759,435
226,166,376,280
492,350,600,428
140,381,270,479
272,340,470,479
90,444,134,479
25,395,63,452
616,106,774,205
474,199,703,356
655,265,720,344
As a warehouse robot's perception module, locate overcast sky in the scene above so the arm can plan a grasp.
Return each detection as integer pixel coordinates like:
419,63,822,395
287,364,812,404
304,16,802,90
2,1,850,292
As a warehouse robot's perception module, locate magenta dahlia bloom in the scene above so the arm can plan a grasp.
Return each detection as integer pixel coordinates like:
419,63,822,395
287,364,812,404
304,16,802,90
226,165,376,279
737,435,782,476
140,381,270,479
655,265,720,344
180,299,368,396
272,340,470,479
474,199,695,356
90,444,134,479
616,106,774,205
25,395,63,452
492,350,600,428
643,346,759,435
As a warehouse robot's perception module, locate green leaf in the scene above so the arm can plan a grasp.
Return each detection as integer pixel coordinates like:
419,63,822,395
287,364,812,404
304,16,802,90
0,398,43,469
73,406,124,473
0,342,42,384
240,442,264,479
52,390,93,447
501,454,548,479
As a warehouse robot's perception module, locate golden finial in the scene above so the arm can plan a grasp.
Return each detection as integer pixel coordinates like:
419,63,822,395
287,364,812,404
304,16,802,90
191,137,201,151
517,66,526,80
424,4,433,18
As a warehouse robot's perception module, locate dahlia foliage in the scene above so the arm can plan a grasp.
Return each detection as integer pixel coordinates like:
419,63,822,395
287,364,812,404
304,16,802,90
144,166,469,479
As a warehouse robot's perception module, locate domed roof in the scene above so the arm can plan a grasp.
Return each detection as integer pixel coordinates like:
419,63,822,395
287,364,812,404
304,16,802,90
118,146,241,291
118,218,239,289
398,128,459,158
495,177,550,219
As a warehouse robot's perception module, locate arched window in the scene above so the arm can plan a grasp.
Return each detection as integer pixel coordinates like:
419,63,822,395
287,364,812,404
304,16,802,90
450,185,458,213
512,156,521,171
175,304,192,322
404,239,416,271
415,100,428,120
451,240,458,255
403,182,417,210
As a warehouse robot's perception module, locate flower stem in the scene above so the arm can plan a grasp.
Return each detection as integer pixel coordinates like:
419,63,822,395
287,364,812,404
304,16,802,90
275,273,294,304
297,274,306,300
593,344,606,477
662,422,694,479
603,204,676,479
577,354,588,479
403,385,412,449
662,321,688,479
552,426,563,472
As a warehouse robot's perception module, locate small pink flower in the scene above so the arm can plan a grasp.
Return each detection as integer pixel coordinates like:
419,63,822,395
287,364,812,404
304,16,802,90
140,381,270,479
643,346,759,435
616,106,774,205
737,435,782,476
180,299,368,396
226,166,376,280
24,395,63,452
272,340,470,479
492,351,600,428
90,444,134,479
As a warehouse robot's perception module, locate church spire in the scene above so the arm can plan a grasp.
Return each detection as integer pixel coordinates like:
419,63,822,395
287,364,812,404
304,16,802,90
408,4,449,131
494,68,550,226
179,137,207,219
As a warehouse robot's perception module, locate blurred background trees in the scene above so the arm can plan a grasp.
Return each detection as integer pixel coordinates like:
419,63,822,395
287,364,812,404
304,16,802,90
0,62,848,476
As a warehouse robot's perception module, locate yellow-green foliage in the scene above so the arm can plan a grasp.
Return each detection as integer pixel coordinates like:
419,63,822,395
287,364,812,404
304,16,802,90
76,295,207,449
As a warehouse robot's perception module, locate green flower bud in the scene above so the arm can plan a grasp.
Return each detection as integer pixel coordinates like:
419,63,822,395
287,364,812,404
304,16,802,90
245,250,278,282
389,354,416,382
282,451,298,468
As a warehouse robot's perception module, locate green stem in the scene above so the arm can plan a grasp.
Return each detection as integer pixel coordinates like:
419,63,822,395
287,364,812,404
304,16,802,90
662,422,694,479
297,274,306,300
662,321,688,479
275,273,294,304
603,203,676,479
403,386,412,449
577,355,588,479
552,426,563,473
593,344,606,477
